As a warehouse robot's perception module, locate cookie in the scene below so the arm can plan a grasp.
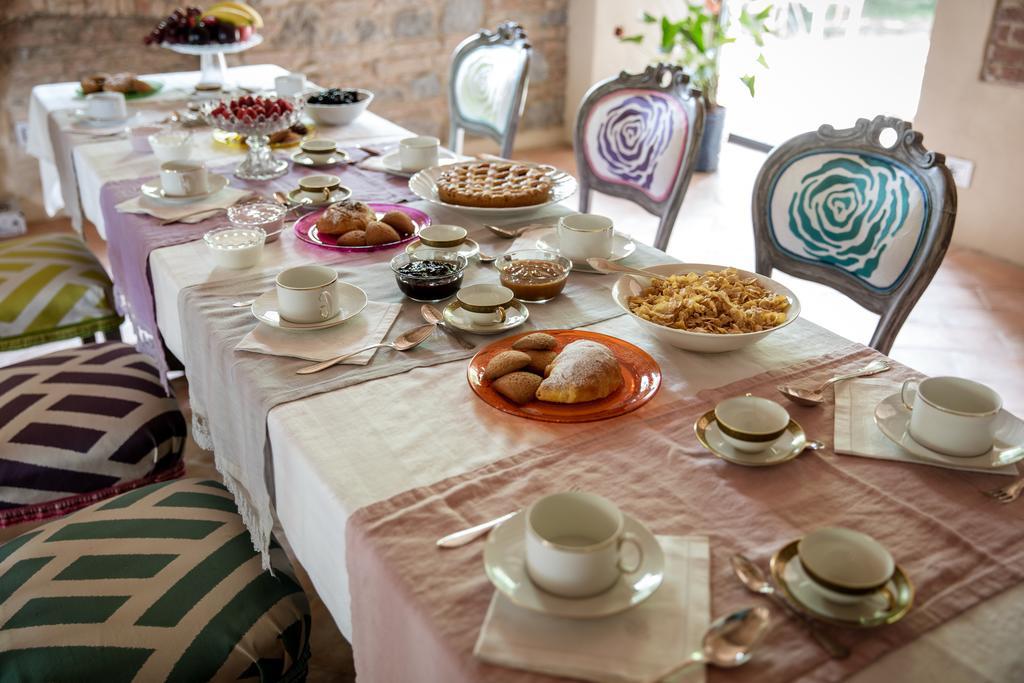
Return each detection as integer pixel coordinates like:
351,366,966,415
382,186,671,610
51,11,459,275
492,371,543,405
336,230,366,246
381,210,415,236
512,333,557,351
483,350,531,381
522,349,558,375
365,221,401,245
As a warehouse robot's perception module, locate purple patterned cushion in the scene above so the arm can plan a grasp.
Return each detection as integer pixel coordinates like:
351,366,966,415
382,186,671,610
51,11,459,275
0,342,185,526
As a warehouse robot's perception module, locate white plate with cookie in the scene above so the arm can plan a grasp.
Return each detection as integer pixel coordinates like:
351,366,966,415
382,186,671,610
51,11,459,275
408,160,578,217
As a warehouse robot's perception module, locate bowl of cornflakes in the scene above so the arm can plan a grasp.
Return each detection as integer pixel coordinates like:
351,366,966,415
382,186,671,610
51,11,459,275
611,264,801,353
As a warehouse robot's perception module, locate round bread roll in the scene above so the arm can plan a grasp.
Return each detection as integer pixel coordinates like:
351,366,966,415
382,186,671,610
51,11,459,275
317,200,374,236
336,230,366,246
365,221,401,246
381,210,416,236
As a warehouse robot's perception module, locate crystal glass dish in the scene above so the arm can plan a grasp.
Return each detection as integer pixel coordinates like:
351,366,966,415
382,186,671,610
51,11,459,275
202,98,304,180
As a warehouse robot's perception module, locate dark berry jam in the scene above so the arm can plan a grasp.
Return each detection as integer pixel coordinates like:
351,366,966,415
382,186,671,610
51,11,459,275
394,260,463,301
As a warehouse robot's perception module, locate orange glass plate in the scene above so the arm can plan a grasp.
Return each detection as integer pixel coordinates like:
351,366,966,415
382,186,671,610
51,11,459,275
467,329,662,423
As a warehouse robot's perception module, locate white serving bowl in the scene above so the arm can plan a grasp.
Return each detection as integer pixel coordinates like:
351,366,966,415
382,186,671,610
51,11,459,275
611,263,801,353
304,89,374,126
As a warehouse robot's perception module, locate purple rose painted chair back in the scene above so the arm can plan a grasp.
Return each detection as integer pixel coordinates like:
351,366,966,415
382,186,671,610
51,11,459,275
752,116,957,354
448,21,531,159
575,64,705,252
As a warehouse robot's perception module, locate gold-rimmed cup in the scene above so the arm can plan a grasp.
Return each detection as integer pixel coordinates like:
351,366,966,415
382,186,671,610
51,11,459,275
900,376,1001,457
418,224,467,249
714,396,790,453
297,174,342,203
300,139,338,164
797,527,895,604
455,284,514,326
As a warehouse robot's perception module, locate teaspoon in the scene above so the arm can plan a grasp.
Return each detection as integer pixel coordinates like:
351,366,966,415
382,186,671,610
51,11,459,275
650,605,771,682
296,323,434,375
272,191,314,212
731,554,850,658
777,359,890,406
421,304,474,349
586,258,666,280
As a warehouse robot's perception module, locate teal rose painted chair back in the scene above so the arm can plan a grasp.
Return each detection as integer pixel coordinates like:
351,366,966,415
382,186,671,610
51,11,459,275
753,116,957,353
574,64,704,252
447,21,531,159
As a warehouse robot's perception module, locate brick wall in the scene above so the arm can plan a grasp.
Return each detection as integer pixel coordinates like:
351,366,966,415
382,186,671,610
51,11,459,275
0,0,567,221
982,0,1024,83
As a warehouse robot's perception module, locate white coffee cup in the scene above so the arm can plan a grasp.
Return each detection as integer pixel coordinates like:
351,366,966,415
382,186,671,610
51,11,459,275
456,284,514,326
399,136,440,171
901,376,1001,457
275,72,306,98
524,491,643,598
297,174,342,203
160,160,209,197
300,139,338,164
557,214,614,263
275,265,340,323
85,91,128,121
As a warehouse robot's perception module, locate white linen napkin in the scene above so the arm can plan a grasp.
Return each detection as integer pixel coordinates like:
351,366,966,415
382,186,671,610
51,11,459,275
235,301,401,363
474,535,710,683
115,186,254,223
834,378,1017,475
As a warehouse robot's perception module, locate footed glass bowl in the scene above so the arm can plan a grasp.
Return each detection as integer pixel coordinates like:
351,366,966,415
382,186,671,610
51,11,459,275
202,98,304,180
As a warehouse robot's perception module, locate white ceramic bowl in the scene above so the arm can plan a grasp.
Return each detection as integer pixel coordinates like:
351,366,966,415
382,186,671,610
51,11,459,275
304,89,374,126
714,396,790,453
798,527,895,604
148,131,192,163
204,226,265,269
611,263,801,353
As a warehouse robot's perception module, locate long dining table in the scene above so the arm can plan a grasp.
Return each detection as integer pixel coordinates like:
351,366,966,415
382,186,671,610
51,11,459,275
47,65,1024,682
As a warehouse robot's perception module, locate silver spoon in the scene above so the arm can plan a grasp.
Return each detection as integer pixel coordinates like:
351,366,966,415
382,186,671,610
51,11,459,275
421,304,474,350
586,258,666,280
295,323,435,375
484,223,548,239
232,299,256,308
651,606,771,682
777,359,890,407
731,554,850,659
477,249,497,264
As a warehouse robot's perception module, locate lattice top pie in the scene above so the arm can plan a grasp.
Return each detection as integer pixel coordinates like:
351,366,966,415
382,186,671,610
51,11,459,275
435,162,553,208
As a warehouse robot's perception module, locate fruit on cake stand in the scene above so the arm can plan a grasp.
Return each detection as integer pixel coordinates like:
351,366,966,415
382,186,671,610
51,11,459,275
203,96,303,180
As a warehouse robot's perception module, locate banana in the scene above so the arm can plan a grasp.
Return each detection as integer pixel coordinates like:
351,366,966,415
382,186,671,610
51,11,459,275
205,7,253,26
208,2,264,28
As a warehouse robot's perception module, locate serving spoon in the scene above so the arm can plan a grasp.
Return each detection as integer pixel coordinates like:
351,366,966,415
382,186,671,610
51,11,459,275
295,323,435,375
731,554,850,658
586,258,666,280
650,605,771,682
777,359,890,406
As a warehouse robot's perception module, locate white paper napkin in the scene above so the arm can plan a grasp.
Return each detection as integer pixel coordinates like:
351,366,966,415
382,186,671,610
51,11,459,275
235,301,401,363
834,378,1017,475
474,535,710,683
115,186,254,223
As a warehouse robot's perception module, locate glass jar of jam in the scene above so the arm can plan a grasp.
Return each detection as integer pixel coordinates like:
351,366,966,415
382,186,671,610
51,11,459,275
495,249,572,302
390,250,468,302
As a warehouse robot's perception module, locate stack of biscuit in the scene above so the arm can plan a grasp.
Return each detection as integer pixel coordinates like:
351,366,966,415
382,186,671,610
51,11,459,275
315,200,416,247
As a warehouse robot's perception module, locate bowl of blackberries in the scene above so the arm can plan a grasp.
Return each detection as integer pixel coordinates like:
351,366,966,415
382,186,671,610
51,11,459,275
304,88,374,126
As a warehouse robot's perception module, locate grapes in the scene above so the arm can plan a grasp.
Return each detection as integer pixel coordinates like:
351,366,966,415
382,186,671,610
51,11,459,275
144,6,238,45
307,88,364,105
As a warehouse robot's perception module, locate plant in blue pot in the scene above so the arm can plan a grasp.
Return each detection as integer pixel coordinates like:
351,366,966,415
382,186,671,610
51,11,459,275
617,1,772,172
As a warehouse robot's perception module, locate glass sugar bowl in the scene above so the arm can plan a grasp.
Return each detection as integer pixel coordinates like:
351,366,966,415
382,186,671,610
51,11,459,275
227,202,287,243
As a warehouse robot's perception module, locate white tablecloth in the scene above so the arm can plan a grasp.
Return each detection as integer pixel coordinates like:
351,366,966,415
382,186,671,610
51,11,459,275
68,104,1024,682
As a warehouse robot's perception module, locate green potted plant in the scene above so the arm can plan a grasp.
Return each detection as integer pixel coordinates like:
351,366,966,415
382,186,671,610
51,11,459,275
617,1,771,172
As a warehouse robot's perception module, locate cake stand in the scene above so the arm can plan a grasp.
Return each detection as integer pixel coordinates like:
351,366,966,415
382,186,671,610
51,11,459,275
161,34,263,87
202,98,304,180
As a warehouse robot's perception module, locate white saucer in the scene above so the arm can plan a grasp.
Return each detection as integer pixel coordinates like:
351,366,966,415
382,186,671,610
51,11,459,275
534,228,637,272
694,410,808,467
405,237,480,260
874,393,1024,469
140,174,230,204
442,299,529,335
250,284,367,331
286,186,353,208
380,149,459,176
291,150,350,167
483,511,664,619
71,110,138,128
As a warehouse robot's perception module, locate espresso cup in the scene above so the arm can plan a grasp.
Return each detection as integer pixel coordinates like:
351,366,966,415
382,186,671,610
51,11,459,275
418,224,467,249
300,139,338,164
399,136,440,171
557,214,614,263
297,174,341,203
901,376,1001,457
275,265,340,323
525,491,643,598
160,160,209,197
456,284,514,326
275,72,306,98
85,91,128,121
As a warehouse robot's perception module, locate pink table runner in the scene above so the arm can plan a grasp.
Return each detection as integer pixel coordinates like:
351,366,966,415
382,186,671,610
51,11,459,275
346,346,1024,682
98,152,415,376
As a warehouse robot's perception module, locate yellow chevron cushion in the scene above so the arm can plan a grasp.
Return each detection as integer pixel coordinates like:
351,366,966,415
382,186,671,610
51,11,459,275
0,478,311,683
0,233,123,351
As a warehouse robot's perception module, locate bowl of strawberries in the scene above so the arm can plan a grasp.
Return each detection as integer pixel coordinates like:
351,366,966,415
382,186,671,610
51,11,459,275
203,95,304,180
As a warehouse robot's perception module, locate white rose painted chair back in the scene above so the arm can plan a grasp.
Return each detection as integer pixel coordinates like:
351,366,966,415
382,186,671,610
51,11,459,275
753,116,957,354
448,21,531,159
575,64,705,252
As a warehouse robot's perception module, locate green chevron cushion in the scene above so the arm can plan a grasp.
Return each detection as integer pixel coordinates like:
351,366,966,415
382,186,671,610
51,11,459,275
0,233,123,351
1,342,186,527
0,478,311,683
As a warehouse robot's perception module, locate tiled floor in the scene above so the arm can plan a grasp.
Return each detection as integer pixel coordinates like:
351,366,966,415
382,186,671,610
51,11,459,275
3,142,1022,681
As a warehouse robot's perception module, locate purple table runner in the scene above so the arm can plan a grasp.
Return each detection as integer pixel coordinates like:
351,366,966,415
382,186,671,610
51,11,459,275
99,152,417,376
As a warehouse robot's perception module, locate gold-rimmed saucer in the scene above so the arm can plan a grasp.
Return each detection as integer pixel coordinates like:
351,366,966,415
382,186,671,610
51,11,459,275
694,410,808,467
770,540,913,628
291,150,350,168
442,298,529,335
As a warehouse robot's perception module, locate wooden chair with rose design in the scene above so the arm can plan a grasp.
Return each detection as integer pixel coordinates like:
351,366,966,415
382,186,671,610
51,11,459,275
574,63,705,252
751,115,957,354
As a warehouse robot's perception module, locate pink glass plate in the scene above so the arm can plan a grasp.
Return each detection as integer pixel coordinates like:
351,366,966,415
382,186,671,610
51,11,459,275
293,203,429,252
